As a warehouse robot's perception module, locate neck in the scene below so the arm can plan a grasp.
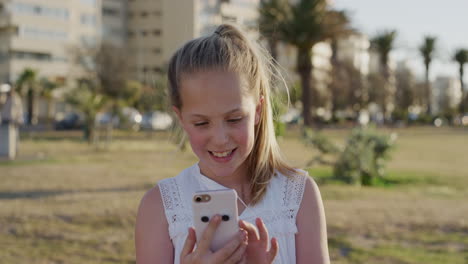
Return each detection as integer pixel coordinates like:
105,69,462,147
198,161,251,201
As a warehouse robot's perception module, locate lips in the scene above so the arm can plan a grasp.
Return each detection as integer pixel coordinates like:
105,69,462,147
208,148,237,162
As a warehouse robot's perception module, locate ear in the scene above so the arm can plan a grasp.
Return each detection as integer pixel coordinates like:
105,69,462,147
172,106,183,124
254,96,264,125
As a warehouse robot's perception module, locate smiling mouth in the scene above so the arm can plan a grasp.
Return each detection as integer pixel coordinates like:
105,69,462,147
209,148,237,158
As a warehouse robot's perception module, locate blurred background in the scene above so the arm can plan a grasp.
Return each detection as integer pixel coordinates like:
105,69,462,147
0,0,467,263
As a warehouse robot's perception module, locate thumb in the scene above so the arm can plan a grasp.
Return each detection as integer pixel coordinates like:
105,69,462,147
181,227,197,257
267,237,279,262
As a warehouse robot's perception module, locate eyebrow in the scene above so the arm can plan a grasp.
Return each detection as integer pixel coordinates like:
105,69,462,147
190,108,242,118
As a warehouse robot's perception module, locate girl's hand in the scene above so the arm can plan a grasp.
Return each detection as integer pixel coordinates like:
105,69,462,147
239,218,279,264
181,215,248,264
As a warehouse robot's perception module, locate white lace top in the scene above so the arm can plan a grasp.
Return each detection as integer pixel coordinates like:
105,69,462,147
158,163,308,264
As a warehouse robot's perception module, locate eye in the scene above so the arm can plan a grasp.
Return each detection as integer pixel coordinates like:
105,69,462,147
228,118,243,123
194,122,208,127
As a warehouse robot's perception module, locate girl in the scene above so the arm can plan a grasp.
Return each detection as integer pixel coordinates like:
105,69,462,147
135,24,329,264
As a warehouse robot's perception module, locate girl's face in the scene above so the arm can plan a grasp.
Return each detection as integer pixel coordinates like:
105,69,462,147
173,70,262,180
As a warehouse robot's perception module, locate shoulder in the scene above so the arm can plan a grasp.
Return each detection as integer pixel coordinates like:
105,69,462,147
135,185,174,264
136,185,167,236
297,172,324,219
295,175,330,263
273,168,309,207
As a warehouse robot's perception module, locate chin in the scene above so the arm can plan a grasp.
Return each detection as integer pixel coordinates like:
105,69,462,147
206,163,237,178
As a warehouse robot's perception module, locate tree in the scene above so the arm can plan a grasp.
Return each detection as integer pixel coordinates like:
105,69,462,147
394,64,416,119
258,0,288,61
39,77,63,126
453,49,468,113
15,68,39,125
370,30,397,121
329,59,364,121
419,36,437,114
262,0,350,127
71,43,143,128
66,79,107,144
135,76,169,113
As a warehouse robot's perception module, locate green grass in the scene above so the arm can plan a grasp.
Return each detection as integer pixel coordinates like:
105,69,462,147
1,127,467,263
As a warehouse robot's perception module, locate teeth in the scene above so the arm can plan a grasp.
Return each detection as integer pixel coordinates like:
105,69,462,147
212,150,233,157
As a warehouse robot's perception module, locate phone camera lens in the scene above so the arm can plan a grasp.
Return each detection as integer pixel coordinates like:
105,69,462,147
201,216,209,222
222,215,230,221
195,197,202,202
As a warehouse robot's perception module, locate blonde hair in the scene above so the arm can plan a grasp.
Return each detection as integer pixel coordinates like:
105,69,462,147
168,24,299,204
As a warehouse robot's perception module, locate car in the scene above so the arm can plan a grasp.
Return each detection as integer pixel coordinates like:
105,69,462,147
141,111,174,131
55,112,84,130
96,107,142,131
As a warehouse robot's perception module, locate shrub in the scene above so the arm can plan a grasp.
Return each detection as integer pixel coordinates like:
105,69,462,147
302,126,397,186
333,127,396,185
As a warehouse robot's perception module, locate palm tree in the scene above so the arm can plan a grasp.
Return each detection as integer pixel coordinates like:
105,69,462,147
326,10,357,118
16,68,39,125
66,79,107,144
419,36,437,114
454,49,468,113
371,30,397,121
258,0,288,61
40,77,63,126
261,0,350,127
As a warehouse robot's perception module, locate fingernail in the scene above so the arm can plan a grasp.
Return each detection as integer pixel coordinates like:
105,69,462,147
239,230,246,238
240,231,248,242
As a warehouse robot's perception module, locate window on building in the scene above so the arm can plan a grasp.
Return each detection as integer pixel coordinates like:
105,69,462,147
0,52,10,63
153,29,161,36
141,30,147,37
141,11,148,17
10,3,69,20
11,51,52,61
80,35,97,46
81,13,97,26
152,48,161,54
80,0,97,6
103,7,120,16
221,15,237,23
19,26,68,41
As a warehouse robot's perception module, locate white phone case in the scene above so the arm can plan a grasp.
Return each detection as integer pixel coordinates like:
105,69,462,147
192,189,239,252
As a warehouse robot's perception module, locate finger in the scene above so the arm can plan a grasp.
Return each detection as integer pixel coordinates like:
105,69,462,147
198,214,221,252
237,255,247,264
267,237,279,262
212,230,247,262
181,227,196,257
256,217,270,243
238,220,259,241
225,238,247,264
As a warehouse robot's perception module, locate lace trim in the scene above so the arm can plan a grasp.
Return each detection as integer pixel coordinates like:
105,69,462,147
159,170,308,239
282,170,307,208
159,178,192,239
243,207,299,236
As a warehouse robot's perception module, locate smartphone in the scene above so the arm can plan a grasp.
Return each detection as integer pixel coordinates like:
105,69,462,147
192,189,239,252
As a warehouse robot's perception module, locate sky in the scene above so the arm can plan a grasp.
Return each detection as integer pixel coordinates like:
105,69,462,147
332,0,468,83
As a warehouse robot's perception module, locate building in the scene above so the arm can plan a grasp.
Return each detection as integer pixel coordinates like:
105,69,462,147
432,76,462,114
127,0,260,83
336,33,370,76
0,0,102,83
101,0,126,48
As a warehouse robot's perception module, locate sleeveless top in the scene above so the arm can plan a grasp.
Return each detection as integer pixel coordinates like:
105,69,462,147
158,163,308,264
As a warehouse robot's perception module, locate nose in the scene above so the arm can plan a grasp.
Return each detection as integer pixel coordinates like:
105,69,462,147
211,122,229,147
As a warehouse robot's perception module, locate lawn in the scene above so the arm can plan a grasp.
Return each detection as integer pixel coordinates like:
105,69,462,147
0,127,467,263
